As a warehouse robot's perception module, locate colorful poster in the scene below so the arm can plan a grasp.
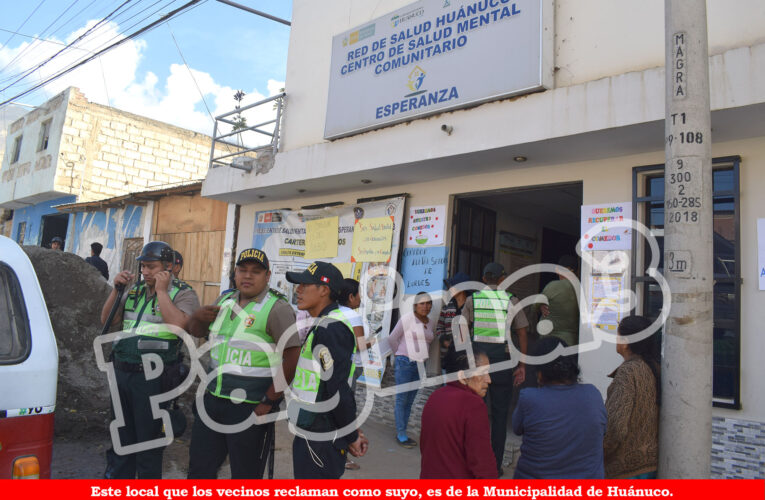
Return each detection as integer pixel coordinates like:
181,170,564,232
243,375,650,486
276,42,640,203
589,274,627,332
400,246,448,294
406,205,445,247
253,198,405,387
759,219,765,291
580,202,633,252
351,216,394,262
304,216,338,259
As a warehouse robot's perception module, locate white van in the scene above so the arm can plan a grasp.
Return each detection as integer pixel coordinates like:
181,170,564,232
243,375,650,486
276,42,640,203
0,235,58,478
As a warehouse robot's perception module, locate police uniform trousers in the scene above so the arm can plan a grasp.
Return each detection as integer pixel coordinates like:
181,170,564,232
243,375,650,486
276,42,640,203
187,391,269,479
481,343,514,475
292,435,346,479
109,365,167,479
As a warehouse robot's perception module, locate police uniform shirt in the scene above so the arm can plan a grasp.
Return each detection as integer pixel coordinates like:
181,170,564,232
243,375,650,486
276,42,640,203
212,288,300,350
461,289,530,335
297,302,359,448
119,279,201,319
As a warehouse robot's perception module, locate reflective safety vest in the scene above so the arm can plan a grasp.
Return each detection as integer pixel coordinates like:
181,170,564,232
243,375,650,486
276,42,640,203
207,290,281,404
115,280,186,363
472,290,512,344
291,309,356,404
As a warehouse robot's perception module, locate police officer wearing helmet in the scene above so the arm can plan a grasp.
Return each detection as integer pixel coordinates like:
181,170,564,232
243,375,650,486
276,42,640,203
287,261,369,479
186,248,300,479
100,241,200,478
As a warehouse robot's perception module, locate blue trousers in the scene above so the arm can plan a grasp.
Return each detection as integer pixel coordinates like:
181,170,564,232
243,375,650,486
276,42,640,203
394,355,420,437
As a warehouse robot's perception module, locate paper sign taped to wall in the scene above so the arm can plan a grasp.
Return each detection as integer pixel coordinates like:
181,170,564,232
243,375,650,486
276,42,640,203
351,216,394,262
305,216,338,259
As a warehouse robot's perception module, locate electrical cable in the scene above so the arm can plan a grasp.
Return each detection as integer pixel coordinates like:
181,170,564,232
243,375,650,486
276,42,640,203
0,0,47,51
0,0,135,94
0,0,204,108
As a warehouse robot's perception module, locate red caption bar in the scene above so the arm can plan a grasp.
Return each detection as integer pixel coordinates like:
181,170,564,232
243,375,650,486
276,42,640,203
0,479,763,500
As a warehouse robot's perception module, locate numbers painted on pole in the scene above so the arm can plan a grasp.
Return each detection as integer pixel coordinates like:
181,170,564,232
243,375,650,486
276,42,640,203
666,157,703,225
666,131,703,146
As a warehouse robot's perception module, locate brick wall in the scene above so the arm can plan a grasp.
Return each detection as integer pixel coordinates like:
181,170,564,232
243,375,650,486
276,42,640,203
55,89,212,202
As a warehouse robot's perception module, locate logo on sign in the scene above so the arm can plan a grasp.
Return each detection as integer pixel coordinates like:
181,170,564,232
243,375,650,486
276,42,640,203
407,66,426,94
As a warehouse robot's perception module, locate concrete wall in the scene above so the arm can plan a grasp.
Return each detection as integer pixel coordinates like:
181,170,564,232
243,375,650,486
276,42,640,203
280,0,765,151
68,205,145,283
0,91,69,207
232,133,765,425
11,195,76,246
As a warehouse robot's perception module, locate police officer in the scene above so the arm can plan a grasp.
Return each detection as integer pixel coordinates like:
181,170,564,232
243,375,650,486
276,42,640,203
286,261,369,479
186,248,300,479
100,241,200,478
459,262,528,477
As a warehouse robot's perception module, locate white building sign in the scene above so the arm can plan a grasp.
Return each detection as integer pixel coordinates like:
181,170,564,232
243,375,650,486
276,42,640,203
325,0,553,139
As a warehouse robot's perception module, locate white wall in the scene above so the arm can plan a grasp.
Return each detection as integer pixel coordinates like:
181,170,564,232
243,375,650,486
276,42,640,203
234,133,765,422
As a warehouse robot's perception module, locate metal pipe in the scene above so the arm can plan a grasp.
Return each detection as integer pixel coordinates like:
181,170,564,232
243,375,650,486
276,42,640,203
215,0,291,26
213,145,266,162
215,93,286,119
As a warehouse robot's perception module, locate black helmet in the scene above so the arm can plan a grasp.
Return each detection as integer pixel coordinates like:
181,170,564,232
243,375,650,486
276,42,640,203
51,236,63,244
136,241,174,263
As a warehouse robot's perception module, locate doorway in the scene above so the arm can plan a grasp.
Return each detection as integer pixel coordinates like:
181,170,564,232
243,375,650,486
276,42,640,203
40,214,69,248
452,182,583,297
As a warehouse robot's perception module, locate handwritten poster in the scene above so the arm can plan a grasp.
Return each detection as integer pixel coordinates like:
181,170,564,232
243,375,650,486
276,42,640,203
305,216,338,259
406,205,445,247
581,202,632,251
351,216,394,262
400,246,448,294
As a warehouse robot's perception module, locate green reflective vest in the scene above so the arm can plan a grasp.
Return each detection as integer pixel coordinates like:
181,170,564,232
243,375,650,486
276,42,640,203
207,290,281,404
291,309,356,404
472,289,512,344
115,280,186,363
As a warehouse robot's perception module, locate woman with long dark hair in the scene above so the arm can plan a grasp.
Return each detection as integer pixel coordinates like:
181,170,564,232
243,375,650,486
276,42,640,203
604,315,661,479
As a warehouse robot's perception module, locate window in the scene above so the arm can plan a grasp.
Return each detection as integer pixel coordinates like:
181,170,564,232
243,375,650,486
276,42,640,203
11,135,22,164
37,119,51,151
632,156,741,409
0,263,32,365
15,222,26,245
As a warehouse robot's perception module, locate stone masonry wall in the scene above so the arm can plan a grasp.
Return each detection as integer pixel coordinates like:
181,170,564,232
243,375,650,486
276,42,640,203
55,88,212,201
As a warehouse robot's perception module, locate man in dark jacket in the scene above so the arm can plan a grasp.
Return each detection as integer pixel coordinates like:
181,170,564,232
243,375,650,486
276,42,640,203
86,242,109,280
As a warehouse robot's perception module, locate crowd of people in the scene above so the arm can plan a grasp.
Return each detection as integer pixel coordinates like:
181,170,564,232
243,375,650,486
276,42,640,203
98,241,661,480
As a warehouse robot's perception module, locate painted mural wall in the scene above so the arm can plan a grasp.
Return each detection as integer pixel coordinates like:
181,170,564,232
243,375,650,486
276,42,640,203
69,204,144,283
11,195,76,246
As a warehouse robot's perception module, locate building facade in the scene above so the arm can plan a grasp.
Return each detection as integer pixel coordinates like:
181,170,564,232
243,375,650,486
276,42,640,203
0,87,212,248
201,0,765,477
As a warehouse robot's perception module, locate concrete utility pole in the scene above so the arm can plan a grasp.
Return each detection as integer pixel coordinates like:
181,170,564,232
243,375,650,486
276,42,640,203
659,0,714,478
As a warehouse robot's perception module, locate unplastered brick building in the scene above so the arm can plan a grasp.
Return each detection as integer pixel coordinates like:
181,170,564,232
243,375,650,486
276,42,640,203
0,87,212,247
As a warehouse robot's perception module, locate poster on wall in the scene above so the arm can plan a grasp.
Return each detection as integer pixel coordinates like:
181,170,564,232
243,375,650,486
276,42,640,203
253,197,406,387
588,274,627,332
406,205,445,247
400,246,448,294
580,202,632,252
758,219,765,291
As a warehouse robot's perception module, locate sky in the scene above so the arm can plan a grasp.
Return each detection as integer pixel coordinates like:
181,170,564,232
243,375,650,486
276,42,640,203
0,0,292,138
